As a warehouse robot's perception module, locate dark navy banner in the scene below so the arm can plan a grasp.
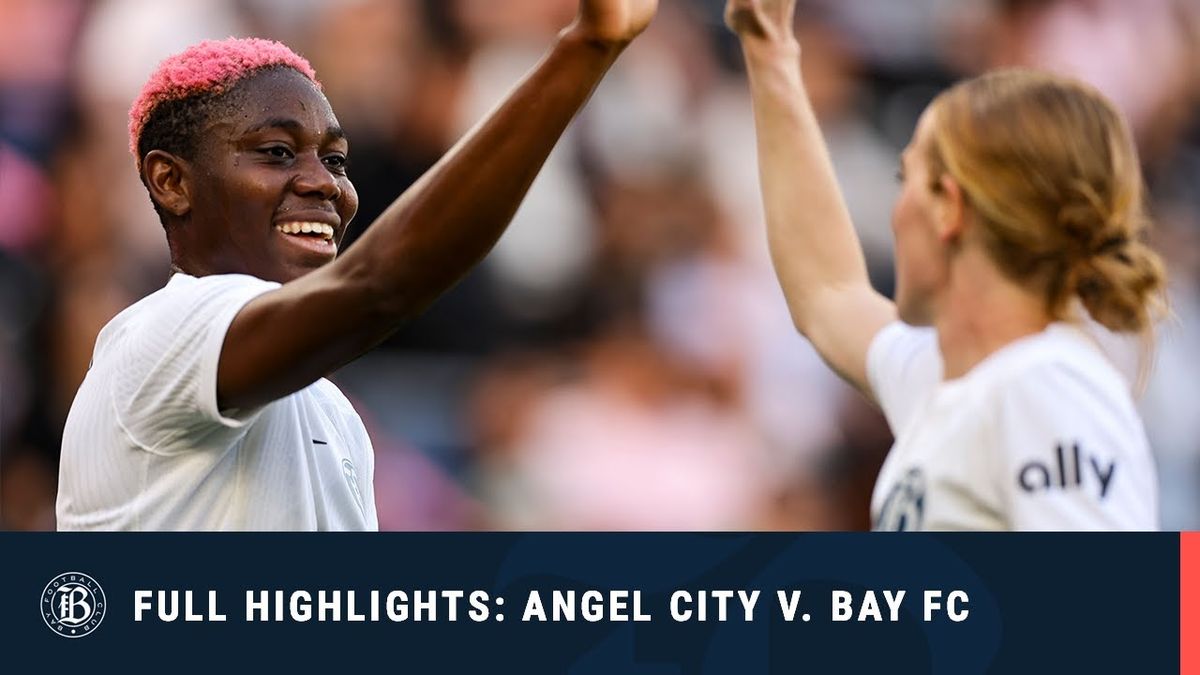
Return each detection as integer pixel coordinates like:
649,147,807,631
1,534,1179,674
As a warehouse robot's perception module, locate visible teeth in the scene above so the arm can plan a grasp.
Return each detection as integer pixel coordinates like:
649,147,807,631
276,222,335,240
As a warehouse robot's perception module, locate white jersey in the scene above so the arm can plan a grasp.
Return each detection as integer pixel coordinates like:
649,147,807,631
57,273,378,531
866,322,1158,531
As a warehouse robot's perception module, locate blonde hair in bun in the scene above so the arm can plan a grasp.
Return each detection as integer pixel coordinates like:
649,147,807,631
927,69,1167,334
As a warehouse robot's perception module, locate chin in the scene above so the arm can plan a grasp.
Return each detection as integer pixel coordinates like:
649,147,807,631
278,262,327,283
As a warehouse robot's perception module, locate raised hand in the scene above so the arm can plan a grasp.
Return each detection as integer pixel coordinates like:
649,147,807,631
725,0,796,44
572,0,659,47
724,0,894,396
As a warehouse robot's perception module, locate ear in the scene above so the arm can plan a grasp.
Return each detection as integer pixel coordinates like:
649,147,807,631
934,174,966,244
143,150,192,218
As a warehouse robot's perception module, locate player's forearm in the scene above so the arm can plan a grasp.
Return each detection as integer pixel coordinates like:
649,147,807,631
741,40,873,333
336,27,626,320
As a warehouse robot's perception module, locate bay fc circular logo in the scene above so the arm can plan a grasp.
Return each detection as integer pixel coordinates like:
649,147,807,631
42,572,106,638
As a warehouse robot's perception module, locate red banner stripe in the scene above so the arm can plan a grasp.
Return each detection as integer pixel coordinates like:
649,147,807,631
1183,533,1199,675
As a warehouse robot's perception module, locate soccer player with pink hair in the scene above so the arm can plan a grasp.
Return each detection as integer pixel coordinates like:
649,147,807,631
57,0,658,531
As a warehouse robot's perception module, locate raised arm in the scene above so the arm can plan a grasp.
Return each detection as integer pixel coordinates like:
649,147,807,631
726,0,894,392
217,0,658,411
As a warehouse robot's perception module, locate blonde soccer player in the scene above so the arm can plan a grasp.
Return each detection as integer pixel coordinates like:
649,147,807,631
726,0,1166,530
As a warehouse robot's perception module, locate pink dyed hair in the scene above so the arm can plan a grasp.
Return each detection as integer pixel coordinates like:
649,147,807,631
128,37,320,167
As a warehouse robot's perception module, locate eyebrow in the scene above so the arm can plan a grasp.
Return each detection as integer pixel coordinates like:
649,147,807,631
245,117,346,143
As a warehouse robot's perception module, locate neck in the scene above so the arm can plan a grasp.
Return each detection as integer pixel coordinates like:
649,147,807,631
167,231,234,279
934,247,1052,380
169,251,208,278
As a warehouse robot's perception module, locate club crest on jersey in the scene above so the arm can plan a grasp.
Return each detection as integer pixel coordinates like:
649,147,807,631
42,572,106,638
342,458,366,517
875,468,926,531
1018,442,1115,499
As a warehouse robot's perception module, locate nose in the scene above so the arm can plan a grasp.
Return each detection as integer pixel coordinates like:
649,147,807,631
292,152,341,202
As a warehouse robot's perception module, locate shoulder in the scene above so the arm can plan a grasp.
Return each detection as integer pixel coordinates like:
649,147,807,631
985,324,1135,420
97,274,279,347
984,326,1157,529
104,273,278,318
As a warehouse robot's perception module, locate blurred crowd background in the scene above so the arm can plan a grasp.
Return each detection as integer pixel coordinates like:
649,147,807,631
1,0,1198,531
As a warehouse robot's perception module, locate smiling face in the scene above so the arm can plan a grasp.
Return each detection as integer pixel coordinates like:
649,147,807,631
163,67,359,283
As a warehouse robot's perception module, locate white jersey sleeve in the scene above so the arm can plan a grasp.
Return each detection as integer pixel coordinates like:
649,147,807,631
866,322,943,435
107,273,280,453
995,362,1158,530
